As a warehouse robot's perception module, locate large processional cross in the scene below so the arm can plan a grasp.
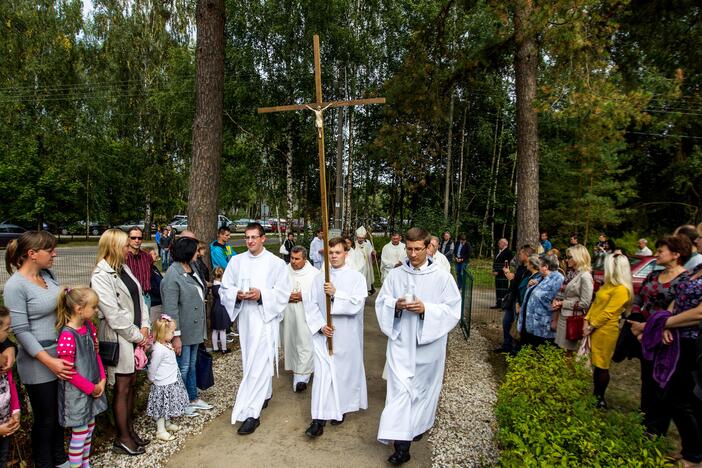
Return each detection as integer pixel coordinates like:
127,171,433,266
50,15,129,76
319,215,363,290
258,34,386,355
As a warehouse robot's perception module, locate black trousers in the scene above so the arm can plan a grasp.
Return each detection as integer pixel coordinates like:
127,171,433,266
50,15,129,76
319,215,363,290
665,338,702,462
521,331,553,348
641,358,672,436
495,275,508,306
0,435,9,468
25,380,67,468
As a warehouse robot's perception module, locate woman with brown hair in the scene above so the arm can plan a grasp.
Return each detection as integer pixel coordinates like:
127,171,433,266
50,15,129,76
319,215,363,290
3,231,72,468
91,229,150,455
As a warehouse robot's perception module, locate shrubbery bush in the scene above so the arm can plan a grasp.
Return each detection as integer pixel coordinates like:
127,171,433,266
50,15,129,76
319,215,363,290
496,345,671,467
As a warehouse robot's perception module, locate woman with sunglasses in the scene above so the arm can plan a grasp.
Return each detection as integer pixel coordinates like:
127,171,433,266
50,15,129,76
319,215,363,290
553,244,594,352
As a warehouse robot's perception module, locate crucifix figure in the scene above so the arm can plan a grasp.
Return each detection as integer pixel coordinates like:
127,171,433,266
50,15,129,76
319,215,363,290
258,34,385,354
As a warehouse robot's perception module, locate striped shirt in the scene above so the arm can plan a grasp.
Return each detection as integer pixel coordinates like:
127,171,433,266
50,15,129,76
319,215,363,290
125,250,152,293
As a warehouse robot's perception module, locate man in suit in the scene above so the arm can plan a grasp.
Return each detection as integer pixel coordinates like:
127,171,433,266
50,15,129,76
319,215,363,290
491,238,513,309
453,234,472,289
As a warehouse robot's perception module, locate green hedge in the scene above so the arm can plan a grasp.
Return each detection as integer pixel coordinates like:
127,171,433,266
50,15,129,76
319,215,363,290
496,345,671,467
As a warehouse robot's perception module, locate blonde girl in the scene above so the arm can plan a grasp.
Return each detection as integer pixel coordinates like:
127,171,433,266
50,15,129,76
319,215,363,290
146,315,191,441
55,287,108,468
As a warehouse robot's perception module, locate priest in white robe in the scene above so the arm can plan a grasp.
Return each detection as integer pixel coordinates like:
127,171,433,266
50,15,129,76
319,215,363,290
428,235,451,273
344,237,367,277
219,223,290,435
309,229,324,269
375,227,461,465
381,232,406,281
303,237,368,438
355,226,377,293
283,246,318,392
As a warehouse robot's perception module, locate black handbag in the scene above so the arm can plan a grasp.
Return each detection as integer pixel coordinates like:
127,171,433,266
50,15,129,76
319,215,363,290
98,341,120,367
196,344,215,390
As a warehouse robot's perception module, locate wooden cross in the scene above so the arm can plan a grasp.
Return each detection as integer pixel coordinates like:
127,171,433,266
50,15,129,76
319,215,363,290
258,34,385,355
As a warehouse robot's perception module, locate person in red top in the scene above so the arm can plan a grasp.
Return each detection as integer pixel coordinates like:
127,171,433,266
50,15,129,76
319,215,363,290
56,287,108,466
125,227,153,313
0,307,21,468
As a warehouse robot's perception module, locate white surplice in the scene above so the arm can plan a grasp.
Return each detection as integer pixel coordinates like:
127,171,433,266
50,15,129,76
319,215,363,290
283,260,319,388
346,246,367,277
305,264,368,420
375,258,461,443
356,239,376,291
219,248,290,423
431,252,451,273
381,241,406,282
310,236,324,269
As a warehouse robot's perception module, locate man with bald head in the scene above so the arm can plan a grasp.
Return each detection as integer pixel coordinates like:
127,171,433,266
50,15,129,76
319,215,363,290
491,238,513,309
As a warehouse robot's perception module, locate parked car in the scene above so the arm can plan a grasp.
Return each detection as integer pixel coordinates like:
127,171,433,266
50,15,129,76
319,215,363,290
256,220,273,233
270,219,286,233
0,223,26,248
592,255,661,296
116,220,157,233
170,215,234,234
60,221,109,236
233,218,254,232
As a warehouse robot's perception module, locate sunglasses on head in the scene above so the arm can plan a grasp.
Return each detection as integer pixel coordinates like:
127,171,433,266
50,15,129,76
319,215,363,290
130,236,143,240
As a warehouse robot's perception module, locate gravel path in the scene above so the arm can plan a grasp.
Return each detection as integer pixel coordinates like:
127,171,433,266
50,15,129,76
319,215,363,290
430,327,499,467
91,348,243,467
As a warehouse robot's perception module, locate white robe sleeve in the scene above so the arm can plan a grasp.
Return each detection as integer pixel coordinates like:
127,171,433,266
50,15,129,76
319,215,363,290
219,259,241,321
331,274,367,316
305,279,327,335
259,259,291,323
375,273,401,340
381,245,395,271
417,273,461,345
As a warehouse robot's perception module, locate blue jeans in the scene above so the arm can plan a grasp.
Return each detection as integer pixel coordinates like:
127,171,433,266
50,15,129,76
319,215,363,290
456,262,467,288
501,301,516,351
161,251,171,271
176,344,199,401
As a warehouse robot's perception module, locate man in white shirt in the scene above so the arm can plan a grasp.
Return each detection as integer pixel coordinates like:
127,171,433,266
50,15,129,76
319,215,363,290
635,238,653,256
304,237,368,438
219,223,290,435
380,233,406,282
310,229,325,269
376,227,461,465
427,236,451,273
355,226,377,293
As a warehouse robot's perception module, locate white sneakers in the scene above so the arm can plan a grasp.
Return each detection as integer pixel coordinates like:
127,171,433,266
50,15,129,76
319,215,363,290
183,406,199,417
189,399,214,410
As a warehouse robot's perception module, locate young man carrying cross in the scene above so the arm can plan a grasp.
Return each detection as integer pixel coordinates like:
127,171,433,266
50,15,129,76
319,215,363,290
303,237,368,438
375,227,461,465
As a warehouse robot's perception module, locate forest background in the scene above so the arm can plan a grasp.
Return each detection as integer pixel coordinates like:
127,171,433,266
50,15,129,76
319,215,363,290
1,0,701,255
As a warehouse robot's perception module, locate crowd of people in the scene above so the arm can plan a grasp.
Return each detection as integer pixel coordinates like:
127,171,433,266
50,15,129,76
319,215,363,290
0,222,464,467
493,225,702,466
3,220,702,466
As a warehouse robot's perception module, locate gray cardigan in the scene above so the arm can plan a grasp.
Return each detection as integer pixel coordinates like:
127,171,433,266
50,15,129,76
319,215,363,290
160,262,206,346
4,270,61,385
557,270,594,317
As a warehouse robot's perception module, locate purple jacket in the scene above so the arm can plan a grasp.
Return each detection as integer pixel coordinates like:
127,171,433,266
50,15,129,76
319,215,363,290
641,310,680,388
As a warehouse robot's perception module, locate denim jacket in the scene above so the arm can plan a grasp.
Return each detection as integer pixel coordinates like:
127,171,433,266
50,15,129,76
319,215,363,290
521,271,564,338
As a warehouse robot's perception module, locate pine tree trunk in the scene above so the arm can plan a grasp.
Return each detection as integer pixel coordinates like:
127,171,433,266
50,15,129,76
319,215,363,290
514,0,540,249
188,0,224,249
443,92,455,219
286,132,294,232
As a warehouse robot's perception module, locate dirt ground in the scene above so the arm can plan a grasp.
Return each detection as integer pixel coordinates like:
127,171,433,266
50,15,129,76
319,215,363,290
166,298,432,468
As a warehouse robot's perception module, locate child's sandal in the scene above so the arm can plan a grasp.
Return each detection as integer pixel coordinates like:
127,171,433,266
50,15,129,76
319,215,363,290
156,431,175,442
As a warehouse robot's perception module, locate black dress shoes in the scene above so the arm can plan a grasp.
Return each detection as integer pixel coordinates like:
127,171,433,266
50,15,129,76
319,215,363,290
112,440,145,456
330,414,345,426
262,398,271,409
412,433,423,442
237,417,260,435
305,419,325,438
130,430,151,446
388,448,411,465
295,382,308,392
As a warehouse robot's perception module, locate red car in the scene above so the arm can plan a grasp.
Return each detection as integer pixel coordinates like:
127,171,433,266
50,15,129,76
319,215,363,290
592,255,660,296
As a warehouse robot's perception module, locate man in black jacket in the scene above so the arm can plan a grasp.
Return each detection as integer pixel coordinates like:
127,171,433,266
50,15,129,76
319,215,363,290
454,234,472,289
491,238,513,309
439,231,455,263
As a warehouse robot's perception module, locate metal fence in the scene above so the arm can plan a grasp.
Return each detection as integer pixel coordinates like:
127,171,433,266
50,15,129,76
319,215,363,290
461,259,505,330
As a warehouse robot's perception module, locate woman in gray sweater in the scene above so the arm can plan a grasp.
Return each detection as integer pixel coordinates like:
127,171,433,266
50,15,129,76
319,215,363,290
4,231,73,468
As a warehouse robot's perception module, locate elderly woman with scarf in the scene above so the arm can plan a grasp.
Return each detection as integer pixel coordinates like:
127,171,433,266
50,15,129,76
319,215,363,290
518,254,564,347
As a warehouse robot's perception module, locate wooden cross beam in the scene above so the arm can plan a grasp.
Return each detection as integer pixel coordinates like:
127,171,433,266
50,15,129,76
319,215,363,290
257,34,386,355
